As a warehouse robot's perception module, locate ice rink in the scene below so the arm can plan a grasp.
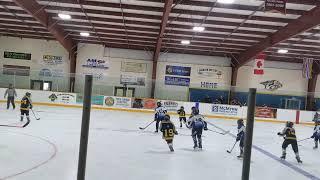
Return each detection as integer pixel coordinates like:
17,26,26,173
1,106,320,180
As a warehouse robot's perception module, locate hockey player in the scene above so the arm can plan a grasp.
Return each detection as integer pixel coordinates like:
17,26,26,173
160,115,178,152
187,107,208,149
20,92,32,122
311,121,320,149
277,121,302,163
236,119,245,158
177,106,186,128
154,101,167,133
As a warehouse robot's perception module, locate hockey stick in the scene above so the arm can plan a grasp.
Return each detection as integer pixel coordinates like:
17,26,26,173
297,137,312,143
0,119,30,128
208,129,230,135
31,109,40,120
227,141,238,153
139,120,155,130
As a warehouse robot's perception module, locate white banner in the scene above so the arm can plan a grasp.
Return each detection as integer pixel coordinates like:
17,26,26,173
43,55,63,65
120,74,145,86
48,92,77,104
82,58,109,69
197,66,223,79
104,96,132,108
121,62,147,73
162,100,183,112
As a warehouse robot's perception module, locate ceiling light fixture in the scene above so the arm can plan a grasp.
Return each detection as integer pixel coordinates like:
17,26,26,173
58,13,71,20
277,49,288,54
181,40,190,45
193,26,205,32
217,0,235,4
80,32,90,37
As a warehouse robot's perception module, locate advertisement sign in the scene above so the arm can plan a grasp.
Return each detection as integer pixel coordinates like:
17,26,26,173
121,62,147,73
48,92,76,104
3,65,30,76
260,80,283,91
212,104,238,116
104,96,132,108
4,51,31,60
120,74,145,86
265,0,286,14
39,68,52,77
255,107,277,118
131,98,156,109
166,65,191,76
197,66,223,78
254,54,265,75
43,55,63,65
200,82,218,89
82,58,109,69
163,100,180,112
76,95,104,105
165,76,190,87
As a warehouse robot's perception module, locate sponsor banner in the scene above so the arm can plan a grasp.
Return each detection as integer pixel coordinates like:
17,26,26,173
131,98,156,109
3,65,30,76
48,92,76,104
76,95,104,105
260,80,283,91
4,51,31,60
82,58,109,69
143,98,156,109
39,69,64,77
165,76,190,87
211,104,239,116
166,65,191,76
121,62,147,73
162,100,180,112
43,55,63,65
104,96,132,108
39,68,52,77
265,0,286,14
254,54,265,75
120,74,146,86
255,107,277,118
197,66,223,78
200,82,218,89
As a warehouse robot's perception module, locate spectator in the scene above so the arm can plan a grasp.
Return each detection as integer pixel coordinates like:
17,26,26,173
4,84,17,109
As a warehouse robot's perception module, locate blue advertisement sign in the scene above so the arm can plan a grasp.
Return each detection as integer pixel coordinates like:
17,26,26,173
166,65,191,76
165,76,190,86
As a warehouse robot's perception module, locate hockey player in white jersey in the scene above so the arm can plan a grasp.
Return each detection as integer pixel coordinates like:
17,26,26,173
187,107,208,149
154,102,167,133
311,121,320,149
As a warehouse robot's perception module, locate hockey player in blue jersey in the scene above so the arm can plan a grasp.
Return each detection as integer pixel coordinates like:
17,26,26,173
311,121,320,149
236,119,245,158
187,107,208,149
154,101,167,133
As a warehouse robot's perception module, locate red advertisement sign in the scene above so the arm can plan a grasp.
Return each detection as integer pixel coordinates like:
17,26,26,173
143,98,157,109
265,0,287,14
255,107,277,118
254,54,265,75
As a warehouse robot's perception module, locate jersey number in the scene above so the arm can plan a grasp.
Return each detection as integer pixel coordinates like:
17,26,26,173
164,129,174,137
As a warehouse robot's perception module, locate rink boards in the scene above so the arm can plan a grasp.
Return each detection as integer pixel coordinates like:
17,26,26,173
0,88,316,125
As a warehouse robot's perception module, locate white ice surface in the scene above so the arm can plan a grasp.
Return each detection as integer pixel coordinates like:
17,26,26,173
0,106,320,180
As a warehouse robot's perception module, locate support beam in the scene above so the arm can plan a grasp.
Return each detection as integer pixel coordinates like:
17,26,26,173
229,66,238,104
13,0,78,91
151,0,173,98
306,62,320,110
234,6,320,68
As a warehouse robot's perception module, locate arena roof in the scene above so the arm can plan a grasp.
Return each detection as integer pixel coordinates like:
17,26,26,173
1,0,320,67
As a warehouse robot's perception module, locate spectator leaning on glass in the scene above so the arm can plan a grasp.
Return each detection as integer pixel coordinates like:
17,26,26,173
4,84,17,109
